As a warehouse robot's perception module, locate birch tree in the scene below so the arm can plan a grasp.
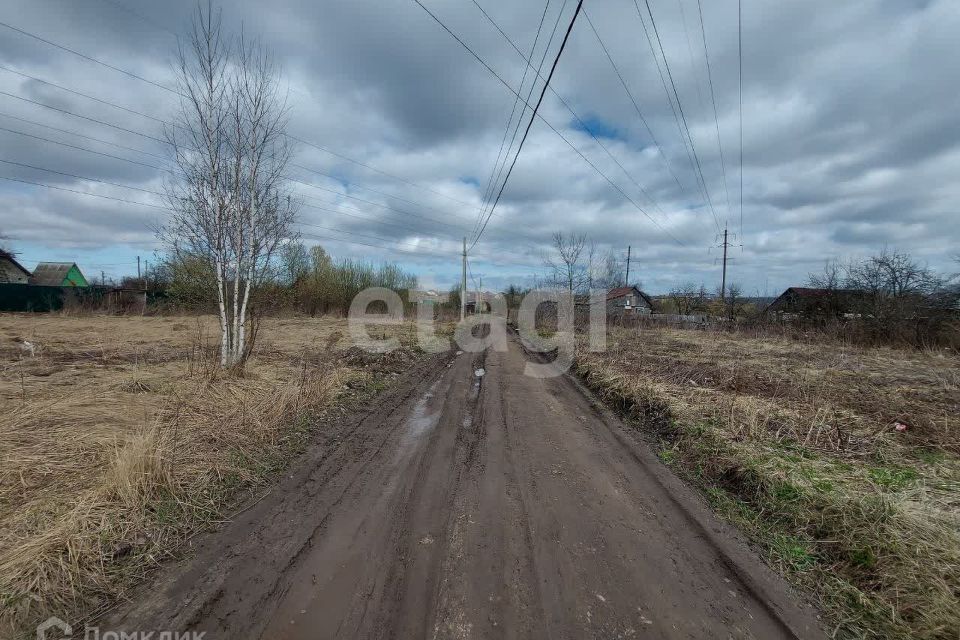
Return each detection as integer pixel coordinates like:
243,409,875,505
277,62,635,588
162,3,296,367
543,232,587,296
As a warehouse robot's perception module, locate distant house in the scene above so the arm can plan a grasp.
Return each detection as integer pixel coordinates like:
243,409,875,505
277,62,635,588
465,291,498,314
411,289,443,303
0,250,31,284
30,262,89,287
606,285,653,315
766,287,865,319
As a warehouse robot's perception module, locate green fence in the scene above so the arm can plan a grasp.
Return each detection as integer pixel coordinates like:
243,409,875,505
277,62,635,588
0,284,110,312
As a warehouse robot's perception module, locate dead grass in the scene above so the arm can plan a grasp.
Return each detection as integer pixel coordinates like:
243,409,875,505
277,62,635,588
0,314,419,638
577,325,960,640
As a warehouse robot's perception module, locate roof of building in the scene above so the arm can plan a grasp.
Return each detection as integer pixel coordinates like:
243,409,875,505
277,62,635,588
607,285,653,307
30,262,80,286
0,250,31,277
778,287,863,298
766,287,870,313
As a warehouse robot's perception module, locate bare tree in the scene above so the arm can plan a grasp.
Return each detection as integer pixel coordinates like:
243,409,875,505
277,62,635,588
726,282,745,319
585,241,598,291
592,249,625,290
162,3,296,367
807,258,844,290
542,232,586,296
668,282,699,315
845,249,943,323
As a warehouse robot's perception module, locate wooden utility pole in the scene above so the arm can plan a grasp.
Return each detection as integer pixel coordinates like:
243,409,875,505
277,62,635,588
625,245,631,287
137,255,141,280
460,237,466,321
477,275,482,314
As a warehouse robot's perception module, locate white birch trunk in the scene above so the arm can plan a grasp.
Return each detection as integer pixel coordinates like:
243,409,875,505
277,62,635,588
231,250,241,365
236,268,252,361
214,257,230,366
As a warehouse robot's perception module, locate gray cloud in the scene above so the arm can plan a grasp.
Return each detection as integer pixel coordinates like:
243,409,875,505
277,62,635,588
0,0,958,293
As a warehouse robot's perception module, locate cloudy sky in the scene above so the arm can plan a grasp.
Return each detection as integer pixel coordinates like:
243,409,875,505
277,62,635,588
0,0,957,294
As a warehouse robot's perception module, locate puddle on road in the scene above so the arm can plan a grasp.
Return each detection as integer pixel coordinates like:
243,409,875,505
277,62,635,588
397,378,444,457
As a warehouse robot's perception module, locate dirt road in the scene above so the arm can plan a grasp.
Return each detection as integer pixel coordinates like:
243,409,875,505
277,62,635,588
102,337,823,639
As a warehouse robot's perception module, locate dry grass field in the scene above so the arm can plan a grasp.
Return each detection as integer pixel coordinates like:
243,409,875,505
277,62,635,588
577,326,960,639
0,314,422,637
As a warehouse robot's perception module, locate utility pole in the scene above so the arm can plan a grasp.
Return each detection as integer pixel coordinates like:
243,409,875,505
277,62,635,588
719,225,730,303
137,255,141,280
625,245,631,287
460,237,466,321
477,275,482,314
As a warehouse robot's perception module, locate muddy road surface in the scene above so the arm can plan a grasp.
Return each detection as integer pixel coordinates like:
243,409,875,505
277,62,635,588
103,338,823,639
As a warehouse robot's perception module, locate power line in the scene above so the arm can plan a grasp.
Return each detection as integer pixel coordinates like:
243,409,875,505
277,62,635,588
0,111,169,161
412,0,685,248
631,0,714,225
581,8,687,196
0,90,167,145
297,220,443,250
0,158,166,197
696,0,733,222
0,174,170,210
638,0,721,232
0,118,470,248
285,133,478,209
473,0,679,228
290,162,488,222
296,231,454,260
471,1,699,226
287,175,468,231
0,85,474,235
0,19,482,211
7,10,684,251
297,199,463,239
1,172,459,258
471,0,552,241
0,19,178,95
300,230,542,270
471,0,584,251
299,231,448,259
676,0,706,112
0,24,621,256
1,60,488,226
1,132,487,248
0,124,168,171
0,64,166,124
738,0,744,240
5,60,490,227
472,0,565,243
1,151,464,244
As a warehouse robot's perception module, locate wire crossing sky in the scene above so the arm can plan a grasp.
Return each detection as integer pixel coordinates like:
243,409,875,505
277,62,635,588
0,0,957,295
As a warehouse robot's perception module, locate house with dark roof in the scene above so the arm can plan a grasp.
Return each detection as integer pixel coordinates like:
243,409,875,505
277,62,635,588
765,287,866,319
29,262,89,287
606,285,653,316
0,250,31,284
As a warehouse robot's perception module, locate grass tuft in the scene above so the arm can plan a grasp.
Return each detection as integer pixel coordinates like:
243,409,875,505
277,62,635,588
0,314,419,638
576,325,960,639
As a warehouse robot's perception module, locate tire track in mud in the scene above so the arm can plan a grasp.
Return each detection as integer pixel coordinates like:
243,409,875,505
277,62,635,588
101,351,458,637
101,338,824,640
